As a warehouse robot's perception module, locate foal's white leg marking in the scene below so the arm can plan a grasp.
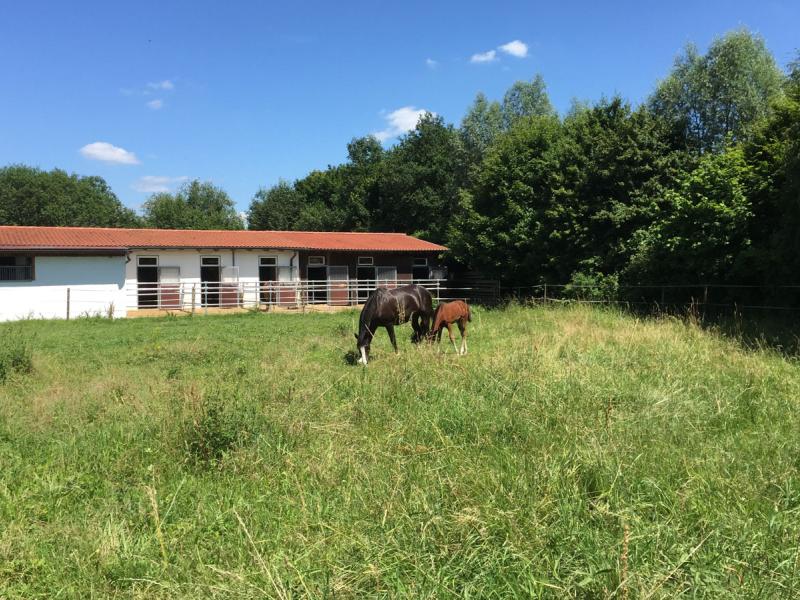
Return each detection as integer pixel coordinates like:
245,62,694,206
359,346,368,365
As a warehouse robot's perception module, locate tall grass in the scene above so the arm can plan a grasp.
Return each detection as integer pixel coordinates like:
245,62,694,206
0,327,33,383
0,304,798,597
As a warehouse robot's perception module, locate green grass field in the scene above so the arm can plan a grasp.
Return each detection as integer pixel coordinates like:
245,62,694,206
1,305,798,598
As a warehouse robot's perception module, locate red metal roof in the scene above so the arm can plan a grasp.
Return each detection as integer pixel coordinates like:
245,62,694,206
0,226,447,253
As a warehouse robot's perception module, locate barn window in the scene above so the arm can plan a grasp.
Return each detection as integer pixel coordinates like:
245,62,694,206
137,256,158,266
0,255,34,281
201,256,220,267
358,256,373,266
308,256,325,266
259,256,277,266
413,257,428,267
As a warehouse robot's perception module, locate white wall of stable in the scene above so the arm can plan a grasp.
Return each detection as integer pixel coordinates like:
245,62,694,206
0,256,127,322
124,248,299,308
0,249,300,321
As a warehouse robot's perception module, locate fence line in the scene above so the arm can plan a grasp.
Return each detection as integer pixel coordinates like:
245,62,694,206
502,282,800,313
49,279,800,318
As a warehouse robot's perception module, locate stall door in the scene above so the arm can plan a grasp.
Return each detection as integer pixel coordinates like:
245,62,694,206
259,256,277,305
328,266,349,306
277,265,297,306
307,265,327,304
376,266,398,289
412,258,430,282
200,256,221,306
356,266,376,302
158,266,181,308
137,256,159,308
220,266,240,307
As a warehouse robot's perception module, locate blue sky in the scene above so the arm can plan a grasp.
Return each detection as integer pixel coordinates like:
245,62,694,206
1,1,797,214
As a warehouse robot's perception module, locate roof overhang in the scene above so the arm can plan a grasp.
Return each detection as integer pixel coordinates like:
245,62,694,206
0,247,128,256
125,246,446,252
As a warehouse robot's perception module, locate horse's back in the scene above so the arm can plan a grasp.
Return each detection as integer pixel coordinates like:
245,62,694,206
435,300,470,324
391,284,433,315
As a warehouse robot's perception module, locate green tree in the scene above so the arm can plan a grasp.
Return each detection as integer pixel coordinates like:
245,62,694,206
448,115,562,283
293,168,346,231
451,98,687,286
142,180,243,229
627,146,753,283
557,98,691,280
461,92,504,163
649,29,783,152
372,113,467,242
501,74,556,129
0,165,139,227
737,53,800,284
247,180,303,230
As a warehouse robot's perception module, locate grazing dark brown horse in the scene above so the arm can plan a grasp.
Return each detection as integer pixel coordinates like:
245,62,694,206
354,284,434,365
431,300,471,355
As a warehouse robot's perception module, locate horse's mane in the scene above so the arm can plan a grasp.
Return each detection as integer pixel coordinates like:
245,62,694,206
360,287,390,324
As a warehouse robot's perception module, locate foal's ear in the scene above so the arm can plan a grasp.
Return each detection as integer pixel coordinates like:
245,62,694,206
354,333,358,340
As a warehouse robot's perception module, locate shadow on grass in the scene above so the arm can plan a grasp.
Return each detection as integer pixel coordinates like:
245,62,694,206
481,296,800,357
343,350,360,366
625,303,800,357
703,310,800,357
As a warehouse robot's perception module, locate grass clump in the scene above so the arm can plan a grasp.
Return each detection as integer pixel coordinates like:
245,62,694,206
0,328,33,382
182,385,260,465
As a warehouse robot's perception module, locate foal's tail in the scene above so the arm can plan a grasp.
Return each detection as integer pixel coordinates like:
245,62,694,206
466,303,472,322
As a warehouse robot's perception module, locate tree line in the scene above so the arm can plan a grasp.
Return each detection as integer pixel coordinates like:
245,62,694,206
1,29,797,293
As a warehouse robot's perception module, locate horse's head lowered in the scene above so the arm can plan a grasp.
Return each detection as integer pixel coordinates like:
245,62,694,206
354,289,384,364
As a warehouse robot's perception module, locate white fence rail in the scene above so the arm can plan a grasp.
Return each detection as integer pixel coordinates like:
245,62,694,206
22,279,505,320
125,279,448,311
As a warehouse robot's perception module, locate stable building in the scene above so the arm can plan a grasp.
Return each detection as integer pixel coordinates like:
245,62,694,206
0,226,447,321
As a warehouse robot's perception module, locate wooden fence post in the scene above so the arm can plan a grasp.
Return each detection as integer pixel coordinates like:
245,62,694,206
66,287,71,320
191,284,196,315
543,283,548,304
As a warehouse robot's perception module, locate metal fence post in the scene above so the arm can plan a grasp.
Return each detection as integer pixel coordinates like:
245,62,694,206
191,284,196,315
543,283,548,304
66,287,71,320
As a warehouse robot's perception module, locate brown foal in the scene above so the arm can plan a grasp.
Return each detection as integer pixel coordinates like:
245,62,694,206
430,300,471,355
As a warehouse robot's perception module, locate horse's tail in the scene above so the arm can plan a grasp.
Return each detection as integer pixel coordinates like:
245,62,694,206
467,304,472,322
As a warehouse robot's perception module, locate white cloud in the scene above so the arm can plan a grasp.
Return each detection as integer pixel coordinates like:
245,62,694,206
80,142,140,165
425,58,438,69
147,80,174,91
499,40,528,58
373,106,432,142
470,49,497,63
146,99,164,110
132,175,188,193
